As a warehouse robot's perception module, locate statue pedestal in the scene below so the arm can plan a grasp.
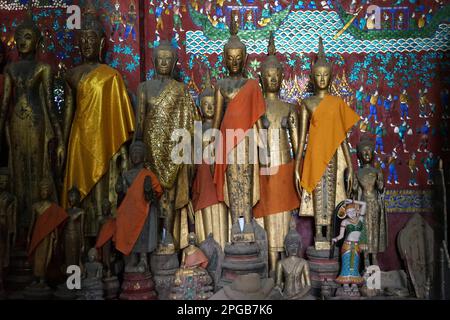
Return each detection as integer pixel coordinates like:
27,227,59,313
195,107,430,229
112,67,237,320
169,267,214,300
150,252,179,300
23,284,54,300
103,276,121,300
119,272,157,300
219,242,266,289
5,249,33,291
306,246,340,297
53,282,78,300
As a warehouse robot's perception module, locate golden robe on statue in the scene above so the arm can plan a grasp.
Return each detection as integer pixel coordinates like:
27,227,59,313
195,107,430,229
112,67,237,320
62,65,135,234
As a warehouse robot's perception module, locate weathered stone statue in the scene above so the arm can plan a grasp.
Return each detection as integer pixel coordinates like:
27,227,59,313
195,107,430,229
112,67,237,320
95,199,116,277
27,179,68,287
78,248,104,300
297,38,359,250
169,233,213,300
63,187,85,268
354,137,387,267
62,7,135,236
212,10,266,242
275,218,311,299
0,11,64,234
254,32,301,275
0,168,16,295
192,73,229,249
136,40,199,250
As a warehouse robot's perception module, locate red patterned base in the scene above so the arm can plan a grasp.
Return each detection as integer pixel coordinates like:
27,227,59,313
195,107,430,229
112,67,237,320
119,272,158,300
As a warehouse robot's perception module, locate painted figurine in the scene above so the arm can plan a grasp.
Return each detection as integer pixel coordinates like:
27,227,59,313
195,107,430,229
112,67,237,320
399,89,411,120
418,89,431,118
394,121,412,153
423,152,438,185
387,151,400,185
366,90,381,124
355,86,364,117
408,153,419,187
417,121,431,153
374,122,386,155
123,1,137,41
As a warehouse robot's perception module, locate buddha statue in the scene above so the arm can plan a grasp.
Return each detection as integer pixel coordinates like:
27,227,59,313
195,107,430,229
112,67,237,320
0,9,64,235
254,32,301,275
78,248,104,300
62,6,135,237
212,10,266,242
136,40,199,250
95,199,115,277
275,218,311,299
297,37,359,250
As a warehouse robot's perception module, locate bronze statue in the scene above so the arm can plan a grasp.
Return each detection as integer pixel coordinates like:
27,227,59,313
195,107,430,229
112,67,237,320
254,32,301,275
275,218,311,299
136,40,199,250
63,187,85,268
0,167,16,293
62,7,135,236
0,11,64,233
354,137,387,266
212,10,266,242
96,199,115,277
297,37,359,250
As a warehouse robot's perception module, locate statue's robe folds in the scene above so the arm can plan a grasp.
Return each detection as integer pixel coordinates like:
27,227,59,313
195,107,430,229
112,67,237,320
299,95,359,233
62,64,135,235
213,79,266,214
115,168,163,256
28,204,68,277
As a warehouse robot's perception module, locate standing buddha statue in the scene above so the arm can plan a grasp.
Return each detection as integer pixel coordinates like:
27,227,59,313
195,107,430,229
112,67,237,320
297,37,359,250
254,32,301,275
62,7,135,236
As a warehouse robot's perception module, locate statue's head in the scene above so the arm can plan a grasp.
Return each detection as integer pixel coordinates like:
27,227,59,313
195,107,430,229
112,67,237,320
188,232,197,246
260,32,283,94
0,167,8,191
68,186,81,207
153,40,177,77
101,198,112,216
224,10,247,76
345,202,361,220
15,11,41,57
284,218,301,257
130,140,148,165
79,5,105,63
357,137,375,165
311,37,332,92
199,73,215,120
39,178,52,200
87,248,98,262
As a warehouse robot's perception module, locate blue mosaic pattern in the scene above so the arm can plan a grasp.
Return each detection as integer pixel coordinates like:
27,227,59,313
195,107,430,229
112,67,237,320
384,190,433,213
186,11,450,55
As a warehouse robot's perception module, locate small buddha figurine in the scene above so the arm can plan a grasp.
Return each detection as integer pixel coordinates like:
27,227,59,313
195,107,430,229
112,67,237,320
0,8,64,233
297,37,359,250
136,40,199,250
212,10,266,241
62,4,135,237
115,141,163,273
0,167,17,293
169,233,213,300
275,218,311,300
95,199,116,277
78,248,104,300
192,72,229,249
332,200,367,297
254,32,301,275
353,137,387,267
63,187,85,268
27,179,68,287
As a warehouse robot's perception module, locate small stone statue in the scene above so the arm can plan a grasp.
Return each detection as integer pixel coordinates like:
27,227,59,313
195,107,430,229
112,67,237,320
78,248,104,300
275,218,311,299
332,200,367,297
95,199,116,277
63,187,85,268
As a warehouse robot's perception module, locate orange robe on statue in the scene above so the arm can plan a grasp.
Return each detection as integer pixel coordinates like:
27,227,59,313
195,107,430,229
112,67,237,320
213,79,266,201
115,168,163,256
192,163,219,212
183,247,209,269
95,218,116,249
301,95,360,194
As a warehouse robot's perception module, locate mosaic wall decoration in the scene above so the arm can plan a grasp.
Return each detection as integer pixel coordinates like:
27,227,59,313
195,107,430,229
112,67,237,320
1,0,449,212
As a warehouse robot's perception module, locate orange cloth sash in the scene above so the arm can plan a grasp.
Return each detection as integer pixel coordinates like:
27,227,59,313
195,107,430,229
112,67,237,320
192,163,219,212
115,169,163,256
301,95,359,193
184,249,209,269
95,218,116,249
213,79,266,201
254,161,300,218
28,204,68,256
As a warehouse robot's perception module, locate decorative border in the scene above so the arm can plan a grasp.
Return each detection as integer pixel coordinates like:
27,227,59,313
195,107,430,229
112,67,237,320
385,189,434,213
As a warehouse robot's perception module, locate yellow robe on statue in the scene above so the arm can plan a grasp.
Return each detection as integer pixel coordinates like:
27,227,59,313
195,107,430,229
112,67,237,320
62,64,135,207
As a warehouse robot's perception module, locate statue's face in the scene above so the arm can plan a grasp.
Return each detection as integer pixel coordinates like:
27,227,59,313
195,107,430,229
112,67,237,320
312,65,331,91
225,48,245,76
359,145,374,164
200,96,215,119
80,30,101,61
15,27,38,55
0,175,7,191
261,67,282,94
130,147,145,165
287,244,298,257
155,49,175,76
40,184,51,200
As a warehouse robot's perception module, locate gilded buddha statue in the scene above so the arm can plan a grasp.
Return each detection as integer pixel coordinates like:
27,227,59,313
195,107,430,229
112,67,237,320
297,38,359,250
62,7,135,236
